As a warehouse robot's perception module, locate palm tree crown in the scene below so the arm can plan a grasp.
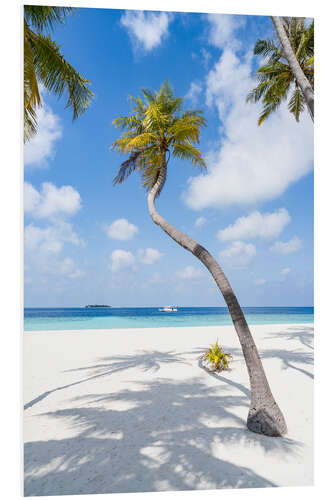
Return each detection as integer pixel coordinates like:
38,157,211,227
247,17,314,125
112,82,206,194
24,6,94,141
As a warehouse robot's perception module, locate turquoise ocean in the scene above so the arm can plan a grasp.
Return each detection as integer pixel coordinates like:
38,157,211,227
24,307,314,332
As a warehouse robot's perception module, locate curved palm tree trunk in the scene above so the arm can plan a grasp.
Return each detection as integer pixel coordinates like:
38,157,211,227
271,16,314,121
148,160,287,436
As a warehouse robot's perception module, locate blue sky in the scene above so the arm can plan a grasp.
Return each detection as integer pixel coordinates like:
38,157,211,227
24,8,314,307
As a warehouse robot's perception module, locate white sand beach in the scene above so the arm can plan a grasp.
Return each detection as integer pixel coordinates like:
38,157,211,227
24,323,313,496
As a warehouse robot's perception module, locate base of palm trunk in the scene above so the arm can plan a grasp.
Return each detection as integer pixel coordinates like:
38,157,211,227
247,405,287,437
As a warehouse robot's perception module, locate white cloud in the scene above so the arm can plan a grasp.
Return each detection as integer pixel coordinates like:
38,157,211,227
200,48,212,66
254,278,266,286
120,11,172,51
206,13,244,50
194,216,207,228
24,182,40,212
175,265,204,280
217,208,291,242
185,82,203,105
59,257,76,276
219,241,256,268
109,249,136,272
270,237,302,255
138,248,163,265
108,247,163,274
24,181,84,285
24,102,62,168
24,221,84,282
105,218,138,240
184,45,313,210
24,182,81,219
281,267,291,276
192,48,212,68
24,221,81,254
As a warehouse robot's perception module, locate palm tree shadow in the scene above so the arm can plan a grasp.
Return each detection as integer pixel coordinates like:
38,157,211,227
261,349,313,379
25,373,304,496
264,325,314,351
24,350,189,411
259,325,314,380
24,378,270,496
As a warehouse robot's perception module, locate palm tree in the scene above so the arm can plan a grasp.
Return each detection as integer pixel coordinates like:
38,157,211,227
24,6,94,142
271,16,314,121
247,17,314,125
112,82,287,437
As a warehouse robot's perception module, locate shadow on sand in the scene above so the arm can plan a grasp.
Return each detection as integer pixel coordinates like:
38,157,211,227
24,350,189,410
25,345,306,496
262,325,314,379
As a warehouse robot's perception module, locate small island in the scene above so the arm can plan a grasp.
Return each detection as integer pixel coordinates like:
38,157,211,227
85,304,112,308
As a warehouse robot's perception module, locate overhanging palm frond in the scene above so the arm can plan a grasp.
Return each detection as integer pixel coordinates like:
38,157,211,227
24,6,74,31
24,31,41,111
28,31,94,121
23,6,93,142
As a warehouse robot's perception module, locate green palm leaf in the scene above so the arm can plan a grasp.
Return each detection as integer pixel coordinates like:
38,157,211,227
248,17,314,124
288,87,305,121
23,6,93,142
24,6,74,31
172,143,206,168
27,31,93,121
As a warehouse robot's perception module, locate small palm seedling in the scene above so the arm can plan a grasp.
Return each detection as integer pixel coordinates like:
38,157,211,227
199,340,232,372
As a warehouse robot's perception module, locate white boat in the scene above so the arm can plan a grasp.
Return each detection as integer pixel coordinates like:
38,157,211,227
158,305,178,312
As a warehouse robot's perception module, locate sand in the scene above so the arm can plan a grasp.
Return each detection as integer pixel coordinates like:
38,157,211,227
23,323,313,496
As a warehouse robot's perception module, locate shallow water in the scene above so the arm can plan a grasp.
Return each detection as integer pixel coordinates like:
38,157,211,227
24,306,314,331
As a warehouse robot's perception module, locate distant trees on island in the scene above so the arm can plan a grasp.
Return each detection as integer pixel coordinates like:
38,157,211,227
85,305,112,308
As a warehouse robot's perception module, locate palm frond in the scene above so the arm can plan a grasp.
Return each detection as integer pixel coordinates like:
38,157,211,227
24,104,38,142
248,16,314,124
288,87,305,121
246,80,274,103
141,160,162,194
172,143,206,168
113,132,157,153
254,39,281,62
167,114,206,144
258,100,281,125
24,27,41,111
24,6,74,31
26,30,94,121
141,88,155,103
113,150,143,186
